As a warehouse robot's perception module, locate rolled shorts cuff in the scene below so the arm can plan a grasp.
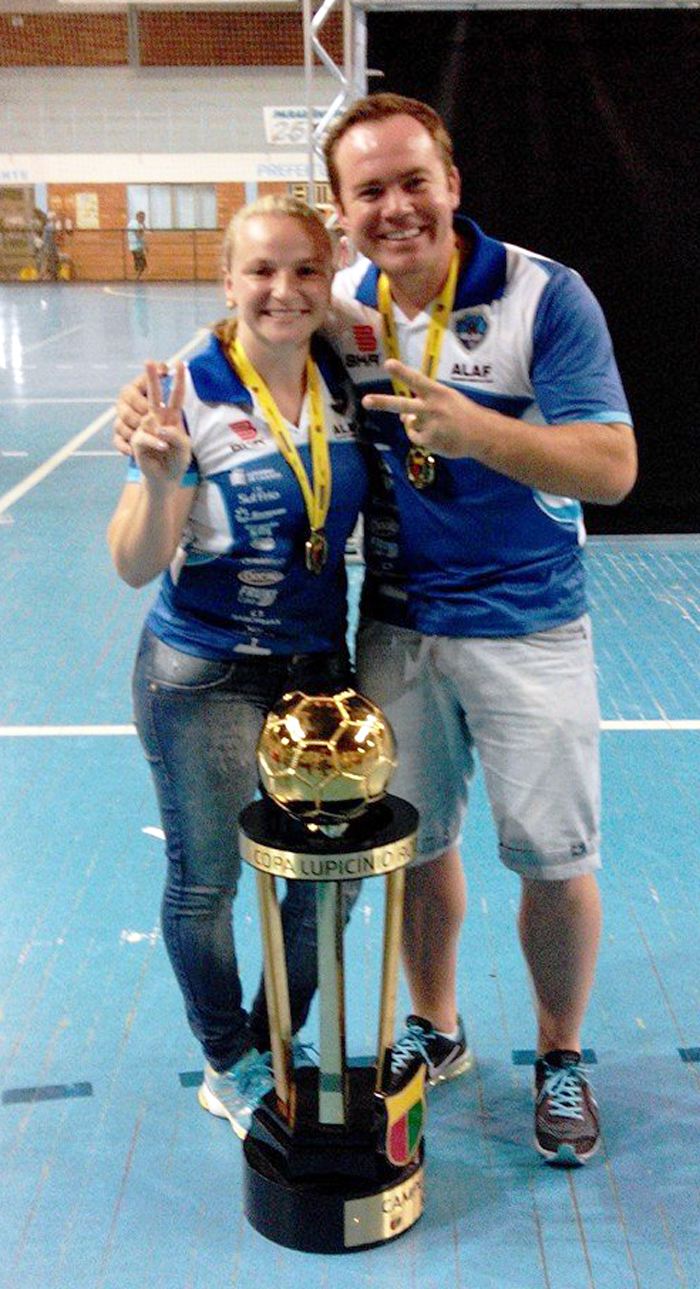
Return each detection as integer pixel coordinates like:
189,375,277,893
498,844,602,880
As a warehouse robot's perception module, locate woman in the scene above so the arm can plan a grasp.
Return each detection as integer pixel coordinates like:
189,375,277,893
108,196,368,1139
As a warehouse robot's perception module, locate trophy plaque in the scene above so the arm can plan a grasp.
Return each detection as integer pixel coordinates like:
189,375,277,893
239,688,426,1253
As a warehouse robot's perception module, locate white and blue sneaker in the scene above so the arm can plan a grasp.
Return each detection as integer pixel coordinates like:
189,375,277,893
198,1040,317,1139
198,1048,274,1139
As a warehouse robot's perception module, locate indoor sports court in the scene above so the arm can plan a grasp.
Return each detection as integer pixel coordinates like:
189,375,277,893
2,4,700,1287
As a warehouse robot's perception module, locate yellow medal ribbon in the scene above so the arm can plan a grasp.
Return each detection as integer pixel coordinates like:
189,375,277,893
377,246,460,489
377,246,460,396
229,337,331,571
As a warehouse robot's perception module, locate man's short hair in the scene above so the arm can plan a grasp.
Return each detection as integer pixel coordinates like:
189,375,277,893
323,93,455,205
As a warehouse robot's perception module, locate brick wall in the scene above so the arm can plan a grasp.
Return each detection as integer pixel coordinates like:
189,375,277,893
0,9,343,67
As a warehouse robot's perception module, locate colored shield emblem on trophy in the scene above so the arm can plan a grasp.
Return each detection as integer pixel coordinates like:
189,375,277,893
378,1062,427,1167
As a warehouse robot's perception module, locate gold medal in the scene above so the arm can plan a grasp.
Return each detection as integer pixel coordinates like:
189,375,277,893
378,247,460,490
406,447,436,490
305,529,329,574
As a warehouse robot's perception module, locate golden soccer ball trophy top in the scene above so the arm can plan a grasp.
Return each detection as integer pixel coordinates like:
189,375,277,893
257,688,397,826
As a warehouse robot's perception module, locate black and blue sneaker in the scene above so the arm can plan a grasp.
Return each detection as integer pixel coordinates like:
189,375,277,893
391,1014,472,1087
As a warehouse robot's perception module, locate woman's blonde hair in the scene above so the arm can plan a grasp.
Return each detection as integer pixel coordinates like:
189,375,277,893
220,194,333,273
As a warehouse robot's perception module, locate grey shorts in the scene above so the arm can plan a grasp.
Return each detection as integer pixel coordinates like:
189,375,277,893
356,616,601,879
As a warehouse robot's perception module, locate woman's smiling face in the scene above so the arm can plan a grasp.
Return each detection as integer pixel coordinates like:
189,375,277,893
225,213,333,359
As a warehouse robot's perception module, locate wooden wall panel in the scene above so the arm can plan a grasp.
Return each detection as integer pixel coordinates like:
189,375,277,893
216,183,248,242
138,9,342,68
67,232,126,281
47,184,128,232
0,14,127,66
0,9,342,68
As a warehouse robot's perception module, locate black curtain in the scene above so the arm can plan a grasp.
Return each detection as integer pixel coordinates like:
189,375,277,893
367,10,700,534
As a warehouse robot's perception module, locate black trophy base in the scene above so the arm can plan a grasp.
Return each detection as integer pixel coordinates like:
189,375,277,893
243,1067,424,1253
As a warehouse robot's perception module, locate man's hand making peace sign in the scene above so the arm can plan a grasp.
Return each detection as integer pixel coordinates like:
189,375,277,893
362,358,636,505
361,358,485,461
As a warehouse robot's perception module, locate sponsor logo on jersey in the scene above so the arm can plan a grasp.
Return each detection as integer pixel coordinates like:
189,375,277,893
229,419,262,443
371,537,399,560
353,324,377,352
451,362,492,381
238,585,278,607
238,569,285,587
239,486,282,505
347,352,380,368
246,467,283,483
455,312,488,350
369,516,400,537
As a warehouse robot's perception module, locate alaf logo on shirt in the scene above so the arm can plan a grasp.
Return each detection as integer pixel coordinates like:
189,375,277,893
451,361,492,382
455,312,488,351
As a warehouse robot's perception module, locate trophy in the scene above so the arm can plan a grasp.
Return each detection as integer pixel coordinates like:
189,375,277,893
238,688,425,1253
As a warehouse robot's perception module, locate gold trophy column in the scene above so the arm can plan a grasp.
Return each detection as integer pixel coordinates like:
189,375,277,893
375,867,406,1091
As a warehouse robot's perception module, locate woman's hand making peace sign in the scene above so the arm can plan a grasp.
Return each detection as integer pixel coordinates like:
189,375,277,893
131,360,191,488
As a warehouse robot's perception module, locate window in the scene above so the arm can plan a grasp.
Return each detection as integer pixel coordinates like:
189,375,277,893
126,184,217,229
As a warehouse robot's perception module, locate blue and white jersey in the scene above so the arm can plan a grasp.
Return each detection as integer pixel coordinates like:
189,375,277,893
128,332,368,658
331,216,632,638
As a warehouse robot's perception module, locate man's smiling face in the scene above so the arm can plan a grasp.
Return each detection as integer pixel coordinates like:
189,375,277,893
334,113,460,289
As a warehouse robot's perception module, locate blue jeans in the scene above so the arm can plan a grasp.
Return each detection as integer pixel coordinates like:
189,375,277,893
133,626,358,1071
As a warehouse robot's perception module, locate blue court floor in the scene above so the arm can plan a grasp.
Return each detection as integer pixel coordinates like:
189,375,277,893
2,283,700,1289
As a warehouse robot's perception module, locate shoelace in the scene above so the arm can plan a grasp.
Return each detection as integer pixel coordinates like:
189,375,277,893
538,1066,588,1121
222,1053,273,1102
216,1042,317,1105
391,1021,435,1076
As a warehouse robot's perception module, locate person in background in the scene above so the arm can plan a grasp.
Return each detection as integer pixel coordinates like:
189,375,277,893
127,210,148,280
108,195,368,1140
40,211,59,281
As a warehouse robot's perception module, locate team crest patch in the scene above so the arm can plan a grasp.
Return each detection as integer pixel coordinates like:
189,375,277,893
376,1064,426,1167
455,312,488,350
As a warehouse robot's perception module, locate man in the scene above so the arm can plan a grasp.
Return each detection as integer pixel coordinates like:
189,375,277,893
40,211,60,281
127,210,147,280
114,94,636,1166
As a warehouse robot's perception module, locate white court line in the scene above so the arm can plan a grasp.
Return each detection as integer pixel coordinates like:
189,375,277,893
1,720,700,737
0,406,115,517
602,720,700,730
103,286,221,302
0,328,208,519
0,397,114,405
0,725,137,736
22,324,84,355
